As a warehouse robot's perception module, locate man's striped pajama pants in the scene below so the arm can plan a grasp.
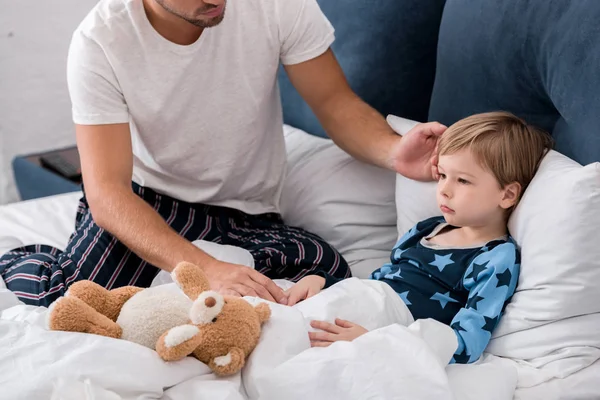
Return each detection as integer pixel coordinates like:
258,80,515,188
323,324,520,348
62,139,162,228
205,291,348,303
0,184,350,307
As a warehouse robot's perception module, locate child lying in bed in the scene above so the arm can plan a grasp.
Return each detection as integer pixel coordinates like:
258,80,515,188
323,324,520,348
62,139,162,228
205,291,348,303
285,111,553,364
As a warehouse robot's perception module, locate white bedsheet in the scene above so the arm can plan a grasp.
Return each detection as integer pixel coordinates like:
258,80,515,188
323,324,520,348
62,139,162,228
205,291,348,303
0,192,81,255
1,276,517,400
514,358,600,400
0,194,598,399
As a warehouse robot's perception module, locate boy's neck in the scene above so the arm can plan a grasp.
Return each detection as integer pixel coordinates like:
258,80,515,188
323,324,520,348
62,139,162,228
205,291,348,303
430,218,509,248
455,221,508,245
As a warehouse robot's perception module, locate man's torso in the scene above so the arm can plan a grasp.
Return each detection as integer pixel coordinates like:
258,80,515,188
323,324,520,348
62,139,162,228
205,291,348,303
69,0,333,214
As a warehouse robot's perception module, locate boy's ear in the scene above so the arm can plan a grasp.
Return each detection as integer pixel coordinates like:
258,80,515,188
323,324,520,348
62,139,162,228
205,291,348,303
500,182,521,209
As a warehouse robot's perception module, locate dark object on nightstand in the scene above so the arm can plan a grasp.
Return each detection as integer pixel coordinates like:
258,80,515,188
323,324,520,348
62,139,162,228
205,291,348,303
12,146,82,201
39,152,82,181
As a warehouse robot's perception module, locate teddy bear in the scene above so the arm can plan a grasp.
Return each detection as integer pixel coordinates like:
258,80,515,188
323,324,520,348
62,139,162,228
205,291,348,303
47,261,271,376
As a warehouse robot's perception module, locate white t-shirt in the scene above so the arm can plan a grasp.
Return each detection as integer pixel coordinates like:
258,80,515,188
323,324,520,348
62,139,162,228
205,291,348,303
67,0,334,215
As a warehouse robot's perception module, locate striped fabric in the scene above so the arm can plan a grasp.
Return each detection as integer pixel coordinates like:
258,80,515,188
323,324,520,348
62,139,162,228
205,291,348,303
0,184,350,307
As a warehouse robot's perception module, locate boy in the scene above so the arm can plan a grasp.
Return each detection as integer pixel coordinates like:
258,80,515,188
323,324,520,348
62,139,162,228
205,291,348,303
285,111,553,364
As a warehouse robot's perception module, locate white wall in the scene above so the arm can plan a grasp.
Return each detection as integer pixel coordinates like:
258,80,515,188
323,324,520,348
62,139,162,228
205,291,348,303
0,0,97,204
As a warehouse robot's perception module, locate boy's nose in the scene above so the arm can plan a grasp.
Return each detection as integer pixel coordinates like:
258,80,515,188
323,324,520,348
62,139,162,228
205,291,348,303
440,183,452,198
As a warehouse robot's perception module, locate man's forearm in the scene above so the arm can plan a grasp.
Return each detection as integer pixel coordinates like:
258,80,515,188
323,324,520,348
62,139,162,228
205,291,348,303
315,92,398,170
90,186,215,272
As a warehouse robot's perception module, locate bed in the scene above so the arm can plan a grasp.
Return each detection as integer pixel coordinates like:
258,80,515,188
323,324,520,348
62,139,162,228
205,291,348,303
1,123,600,399
2,0,600,398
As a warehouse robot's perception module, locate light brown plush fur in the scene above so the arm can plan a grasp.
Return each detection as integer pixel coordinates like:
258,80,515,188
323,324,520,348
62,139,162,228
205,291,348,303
48,261,271,376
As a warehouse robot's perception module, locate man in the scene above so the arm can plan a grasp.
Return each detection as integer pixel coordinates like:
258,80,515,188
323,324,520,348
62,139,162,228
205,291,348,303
0,0,445,307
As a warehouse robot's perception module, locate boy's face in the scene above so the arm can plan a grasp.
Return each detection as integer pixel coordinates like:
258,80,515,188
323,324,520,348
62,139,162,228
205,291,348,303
436,149,517,228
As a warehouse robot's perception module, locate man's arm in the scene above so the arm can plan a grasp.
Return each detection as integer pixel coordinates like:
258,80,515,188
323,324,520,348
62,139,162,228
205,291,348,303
283,49,396,169
78,122,215,273
284,49,446,181
76,123,286,303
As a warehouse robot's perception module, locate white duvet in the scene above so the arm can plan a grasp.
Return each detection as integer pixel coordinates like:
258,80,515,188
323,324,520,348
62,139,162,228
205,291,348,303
0,277,518,400
1,194,597,400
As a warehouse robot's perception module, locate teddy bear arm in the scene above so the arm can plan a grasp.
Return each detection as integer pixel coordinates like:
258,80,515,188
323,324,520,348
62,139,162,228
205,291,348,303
208,347,246,376
254,302,271,324
155,324,205,362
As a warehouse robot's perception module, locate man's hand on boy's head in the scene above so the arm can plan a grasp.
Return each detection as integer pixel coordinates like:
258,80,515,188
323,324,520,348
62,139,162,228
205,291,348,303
388,122,446,182
285,275,326,306
309,318,368,347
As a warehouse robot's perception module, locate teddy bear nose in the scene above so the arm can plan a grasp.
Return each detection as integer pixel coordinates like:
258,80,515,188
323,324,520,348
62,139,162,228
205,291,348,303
190,291,225,325
205,297,217,307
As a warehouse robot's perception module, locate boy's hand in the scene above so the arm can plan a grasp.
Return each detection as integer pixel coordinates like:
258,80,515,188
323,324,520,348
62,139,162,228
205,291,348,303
285,275,326,306
309,318,368,347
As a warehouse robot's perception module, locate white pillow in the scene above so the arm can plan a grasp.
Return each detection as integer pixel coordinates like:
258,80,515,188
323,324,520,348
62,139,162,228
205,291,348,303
280,125,397,278
384,115,432,239
390,115,600,379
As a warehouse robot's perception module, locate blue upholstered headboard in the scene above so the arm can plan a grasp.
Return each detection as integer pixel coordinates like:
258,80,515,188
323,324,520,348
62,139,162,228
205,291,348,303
278,0,446,138
428,0,600,165
279,0,599,166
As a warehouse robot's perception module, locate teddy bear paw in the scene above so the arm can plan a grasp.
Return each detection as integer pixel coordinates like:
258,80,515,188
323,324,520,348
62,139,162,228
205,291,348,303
210,347,245,375
164,325,200,348
214,352,233,367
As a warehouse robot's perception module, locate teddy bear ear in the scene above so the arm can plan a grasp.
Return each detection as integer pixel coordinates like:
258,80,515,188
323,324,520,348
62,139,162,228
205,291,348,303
190,291,225,325
171,262,211,300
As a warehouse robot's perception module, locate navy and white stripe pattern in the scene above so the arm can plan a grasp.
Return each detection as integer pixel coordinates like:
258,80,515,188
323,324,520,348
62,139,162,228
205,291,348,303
0,184,350,307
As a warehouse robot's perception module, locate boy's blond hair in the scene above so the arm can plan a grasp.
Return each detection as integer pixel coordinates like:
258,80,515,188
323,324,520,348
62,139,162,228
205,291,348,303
438,111,553,201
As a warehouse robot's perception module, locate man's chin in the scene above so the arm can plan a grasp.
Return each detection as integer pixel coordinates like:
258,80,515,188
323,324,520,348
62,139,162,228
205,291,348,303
189,9,225,28
207,14,225,27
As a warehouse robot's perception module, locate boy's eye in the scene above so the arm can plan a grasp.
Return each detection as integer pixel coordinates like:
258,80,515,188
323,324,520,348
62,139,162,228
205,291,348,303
438,173,446,180
458,178,470,184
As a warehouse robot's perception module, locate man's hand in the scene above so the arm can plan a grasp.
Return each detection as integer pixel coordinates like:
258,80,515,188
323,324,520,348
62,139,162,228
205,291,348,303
387,122,447,181
203,260,288,305
308,318,368,347
285,275,326,306
284,50,447,180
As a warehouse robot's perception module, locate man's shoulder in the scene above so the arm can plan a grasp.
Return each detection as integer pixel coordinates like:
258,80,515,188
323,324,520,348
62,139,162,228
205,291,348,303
74,0,136,44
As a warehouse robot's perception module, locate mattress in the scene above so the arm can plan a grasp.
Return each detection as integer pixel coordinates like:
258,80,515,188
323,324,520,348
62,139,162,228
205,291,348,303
0,193,598,400
0,191,81,255
514,358,600,399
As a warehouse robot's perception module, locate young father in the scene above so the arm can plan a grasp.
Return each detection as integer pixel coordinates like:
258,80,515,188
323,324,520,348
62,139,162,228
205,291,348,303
0,0,446,307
